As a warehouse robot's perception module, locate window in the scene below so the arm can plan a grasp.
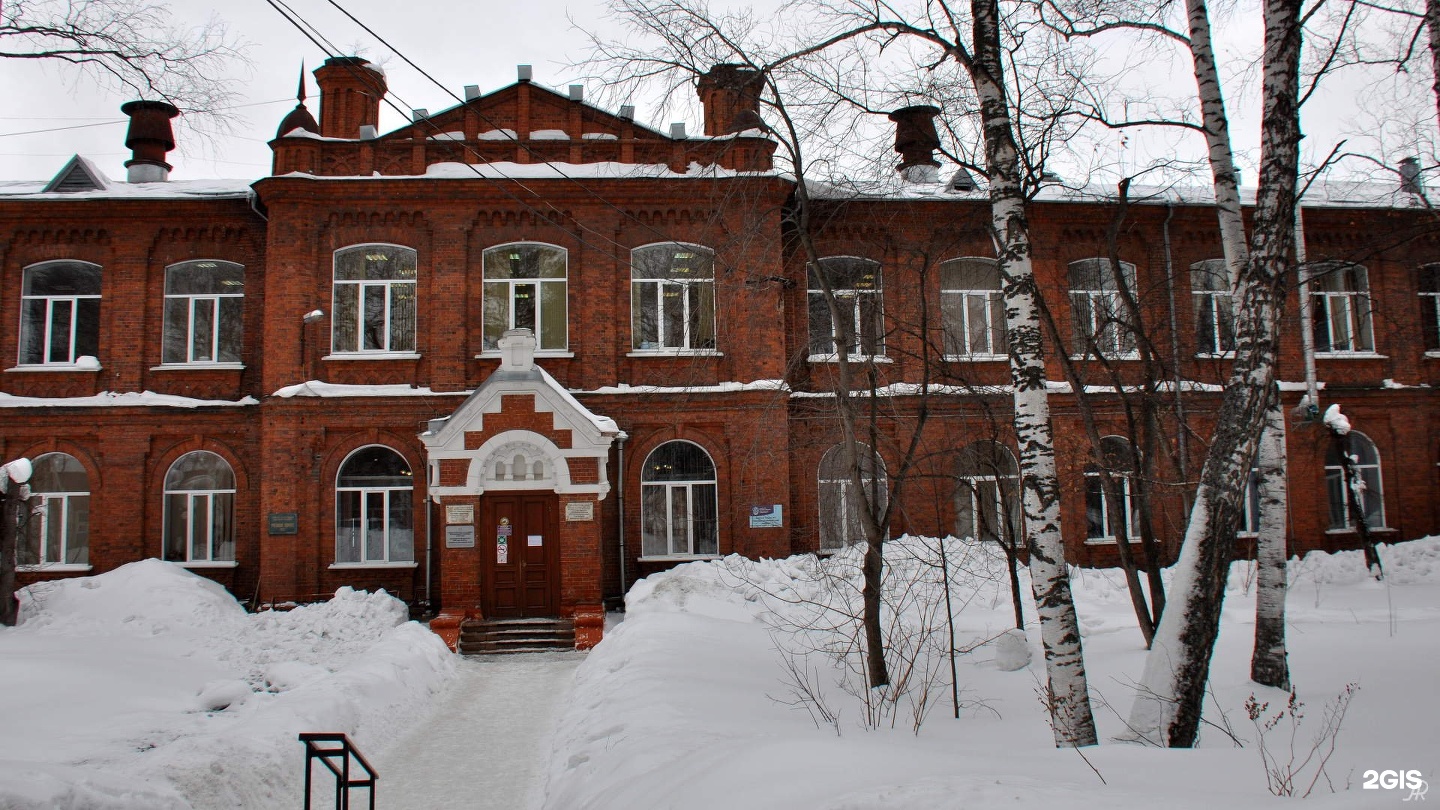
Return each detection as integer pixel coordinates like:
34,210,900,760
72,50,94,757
1326,431,1386,530
1084,436,1141,543
808,257,884,358
483,243,567,352
1191,258,1235,354
332,245,417,354
941,258,1006,358
163,260,244,364
631,244,716,352
817,442,887,551
19,453,89,567
1419,264,1440,352
19,261,101,366
640,441,718,557
163,451,235,563
956,441,1021,545
1069,258,1138,358
1309,262,1375,354
1238,468,1262,537
336,446,414,564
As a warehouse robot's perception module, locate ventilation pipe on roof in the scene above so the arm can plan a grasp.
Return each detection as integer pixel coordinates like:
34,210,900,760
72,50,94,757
517,64,533,82
358,125,378,140
569,85,584,101
411,108,428,122
464,85,481,101
669,122,688,139
314,56,387,139
619,105,635,121
887,105,941,184
121,100,179,183
1400,156,1424,195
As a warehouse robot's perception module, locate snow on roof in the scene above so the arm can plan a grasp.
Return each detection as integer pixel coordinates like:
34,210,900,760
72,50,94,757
0,176,253,201
530,129,570,140
267,161,778,182
273,381,467,398
538,367,620,435
580,380,789,396
0,391,257,408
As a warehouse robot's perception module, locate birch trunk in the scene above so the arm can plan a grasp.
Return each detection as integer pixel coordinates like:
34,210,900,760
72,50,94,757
973,0,1097,747
1127,0,1303,748
1250,401,1290,689
1428,0,1440,129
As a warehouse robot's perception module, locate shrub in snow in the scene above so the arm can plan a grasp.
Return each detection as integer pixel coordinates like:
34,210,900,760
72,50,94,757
993,628,1031,672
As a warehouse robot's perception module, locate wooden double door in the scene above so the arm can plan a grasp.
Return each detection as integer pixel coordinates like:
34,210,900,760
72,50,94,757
480,492,560,618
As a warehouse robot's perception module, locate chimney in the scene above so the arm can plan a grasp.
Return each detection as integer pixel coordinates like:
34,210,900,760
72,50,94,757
517,65,533,82
1400,156,1423,195
121,100,179,182
314,56,387,139
697,64,764,136
888,105,942,183
464,85,481,101
569,84,584,101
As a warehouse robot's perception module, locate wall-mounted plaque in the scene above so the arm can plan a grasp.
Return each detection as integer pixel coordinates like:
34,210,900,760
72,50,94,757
267,512,298,535
445,525,475,548
565,501,595,522
445,504,474,524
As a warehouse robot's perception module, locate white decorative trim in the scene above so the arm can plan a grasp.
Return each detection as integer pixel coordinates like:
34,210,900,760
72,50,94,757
328,562,420,570
321,352,421,361
1316,352,1387,359
151,363,245,371
181,560,239,569
6,364,103,373
474,351,575,359
941,354,1007,362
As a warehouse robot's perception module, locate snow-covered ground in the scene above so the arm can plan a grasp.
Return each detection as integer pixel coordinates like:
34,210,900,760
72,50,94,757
0,560,455,809
543,537,1440,809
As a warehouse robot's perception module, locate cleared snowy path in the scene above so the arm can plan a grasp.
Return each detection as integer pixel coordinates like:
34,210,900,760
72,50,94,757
371,651,585,810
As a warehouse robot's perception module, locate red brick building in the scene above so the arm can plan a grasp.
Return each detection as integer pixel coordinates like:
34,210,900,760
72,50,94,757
3,59,1437,646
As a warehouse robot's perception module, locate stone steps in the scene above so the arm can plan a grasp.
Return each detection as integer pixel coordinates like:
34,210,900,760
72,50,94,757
458,617,576,655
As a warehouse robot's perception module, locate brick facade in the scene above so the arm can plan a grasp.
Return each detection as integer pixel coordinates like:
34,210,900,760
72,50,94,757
4,62,1439,651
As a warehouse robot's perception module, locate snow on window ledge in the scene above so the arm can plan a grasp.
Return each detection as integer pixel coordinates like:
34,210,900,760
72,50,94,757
636,554,722,563
1323,527,1394,535
1067,354,1140,362
1082,537,1141,545
1425,351,1440,358
322,352,421,362
6,363,103,373
150,363,245,372
328,562,419,570
181,561,239,569
17,563,92,573
474,351,575,359
807,354,892,364
1316,351,1386,359
626,349,724,358
942,354,1007,363
1193,351,1236,359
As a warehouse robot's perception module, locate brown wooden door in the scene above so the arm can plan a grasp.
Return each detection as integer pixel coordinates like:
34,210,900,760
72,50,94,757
481,492,559,618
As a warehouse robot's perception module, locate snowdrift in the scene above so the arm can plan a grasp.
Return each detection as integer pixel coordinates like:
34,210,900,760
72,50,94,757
0,560,456,809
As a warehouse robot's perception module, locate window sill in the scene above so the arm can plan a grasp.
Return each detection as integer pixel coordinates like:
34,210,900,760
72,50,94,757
942,354,1007,362
322,352,421,361
1082,538,1139,545
1316,352,1386,359
636,554,721,562
626,350,724,358
1324,527,1394,535
1425,351,1440,358
180,561,239,569
1194,351,1236,359
150,363,245,371
475,351,574,359
6,364,103,373
1068,355,1140,362
807,354,892,363
17,563,92,573
328,562,419,570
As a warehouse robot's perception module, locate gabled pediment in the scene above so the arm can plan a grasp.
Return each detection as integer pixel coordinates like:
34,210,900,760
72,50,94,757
376,81,670,144
43,155,110,193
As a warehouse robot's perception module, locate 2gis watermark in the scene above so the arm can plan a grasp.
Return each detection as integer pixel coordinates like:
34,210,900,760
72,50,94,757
1363,770,1428,801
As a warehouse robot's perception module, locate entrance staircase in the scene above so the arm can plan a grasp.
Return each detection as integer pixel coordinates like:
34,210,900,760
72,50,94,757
458,617,576,655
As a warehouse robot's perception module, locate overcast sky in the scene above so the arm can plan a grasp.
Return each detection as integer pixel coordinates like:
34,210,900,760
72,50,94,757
0,0,1419,187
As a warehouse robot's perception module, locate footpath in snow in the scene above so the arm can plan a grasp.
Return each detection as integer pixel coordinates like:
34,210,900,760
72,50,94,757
373,652,585,810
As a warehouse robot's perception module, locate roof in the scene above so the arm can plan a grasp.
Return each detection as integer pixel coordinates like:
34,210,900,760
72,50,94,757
0,176,253,201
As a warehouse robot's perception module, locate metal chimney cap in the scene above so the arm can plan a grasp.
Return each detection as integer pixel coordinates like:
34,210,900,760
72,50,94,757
569,85,584,101
517,65,533,82
411,108,428,122
669,122,688,139
464,85,481,101
619,104,635,121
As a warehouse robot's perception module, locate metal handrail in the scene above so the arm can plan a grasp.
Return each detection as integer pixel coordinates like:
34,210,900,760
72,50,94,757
300,732,378,810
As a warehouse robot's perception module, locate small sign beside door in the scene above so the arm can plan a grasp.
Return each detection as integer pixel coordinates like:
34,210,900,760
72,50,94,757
527,535,543,547
497,535,509,564
445,504,474,524
565,501,594,522
445,525,475,548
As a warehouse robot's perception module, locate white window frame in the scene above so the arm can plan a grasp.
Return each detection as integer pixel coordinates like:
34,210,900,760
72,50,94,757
955,441,1020,545
1069,259,1139,360
21,452,90,569
817,443,888,552
1238,468,1261,537
808,256,885,361
481,242,569,353
940,257,1007,360
1418,264,1440,355
1325,431,1387,531
630,242,717,354
335,445,415,565
1083,436,1141,544
162,260,244,366
639,441,719,558
163,451,236,564
1309,262,1376,355
331,244,418,357
18,260,101,367
1191,258,1236,356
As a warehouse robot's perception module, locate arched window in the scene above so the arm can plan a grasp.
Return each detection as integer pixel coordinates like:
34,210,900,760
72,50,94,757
1069,258,1138,358
20,261,101,366
631,243,716,352
808,257,884,358
163,260,244,364
21,453,89,567
640,441,718,557
955,441,1020,544
1191,258,1235,355
483,243,567,352
1309,262,1374,354
817,442,887,551
332,244,417,354
163,451,235,563
1084,436,1140,543
1325,431,1386,530
336,446,414,563
940,258,1006,358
